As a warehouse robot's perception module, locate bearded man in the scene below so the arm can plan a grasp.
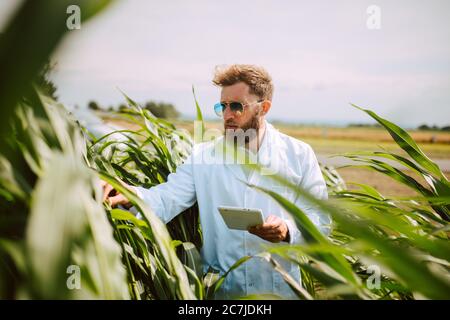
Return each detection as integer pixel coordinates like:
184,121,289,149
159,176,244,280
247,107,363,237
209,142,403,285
103,64,331,299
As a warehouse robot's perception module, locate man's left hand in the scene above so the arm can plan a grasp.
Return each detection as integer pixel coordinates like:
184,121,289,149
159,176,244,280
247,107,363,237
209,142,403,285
248,215,290,243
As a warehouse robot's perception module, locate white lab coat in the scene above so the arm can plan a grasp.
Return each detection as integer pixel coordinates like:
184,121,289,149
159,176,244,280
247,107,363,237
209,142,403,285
133,121,331,299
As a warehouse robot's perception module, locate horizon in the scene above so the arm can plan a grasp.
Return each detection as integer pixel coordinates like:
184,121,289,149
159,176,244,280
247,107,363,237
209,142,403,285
84,105,449,130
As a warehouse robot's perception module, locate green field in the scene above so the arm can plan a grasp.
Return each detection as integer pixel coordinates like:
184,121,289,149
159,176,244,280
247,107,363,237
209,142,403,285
2,1,449,301
102,115,450,197
143,118,450,159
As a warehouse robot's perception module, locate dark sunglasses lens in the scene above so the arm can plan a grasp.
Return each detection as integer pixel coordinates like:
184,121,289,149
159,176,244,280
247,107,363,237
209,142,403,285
230,102,244,113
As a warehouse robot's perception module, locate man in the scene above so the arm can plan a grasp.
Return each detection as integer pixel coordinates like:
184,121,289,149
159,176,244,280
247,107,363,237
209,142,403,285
103,64,331,299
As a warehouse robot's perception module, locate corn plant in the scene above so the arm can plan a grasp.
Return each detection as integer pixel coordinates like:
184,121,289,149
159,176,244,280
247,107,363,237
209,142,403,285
247,106,450,300
0,89,130,299
86,96,205,299
0,0,132,300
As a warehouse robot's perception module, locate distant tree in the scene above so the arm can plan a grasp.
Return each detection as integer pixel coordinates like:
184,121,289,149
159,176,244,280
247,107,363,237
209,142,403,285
88,101,101,111
118,104,128,112
418,124,430,131
441,126,450,132
144,101,180,119
348,123,381,128
35,61,58,100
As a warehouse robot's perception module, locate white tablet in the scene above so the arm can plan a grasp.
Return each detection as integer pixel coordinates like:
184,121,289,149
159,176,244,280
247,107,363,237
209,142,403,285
218,206,264,230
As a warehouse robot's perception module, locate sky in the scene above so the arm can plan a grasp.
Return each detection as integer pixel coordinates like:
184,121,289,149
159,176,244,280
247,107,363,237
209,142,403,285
1,0,450,127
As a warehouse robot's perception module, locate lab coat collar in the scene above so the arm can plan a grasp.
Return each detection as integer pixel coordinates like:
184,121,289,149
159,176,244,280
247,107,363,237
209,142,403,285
223,120,279,183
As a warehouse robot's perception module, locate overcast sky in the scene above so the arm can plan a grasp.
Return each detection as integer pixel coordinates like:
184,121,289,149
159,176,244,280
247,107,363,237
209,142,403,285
1,0,449,127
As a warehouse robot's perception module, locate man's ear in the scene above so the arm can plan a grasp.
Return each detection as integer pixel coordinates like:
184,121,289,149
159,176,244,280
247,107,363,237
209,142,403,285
261,100,271,115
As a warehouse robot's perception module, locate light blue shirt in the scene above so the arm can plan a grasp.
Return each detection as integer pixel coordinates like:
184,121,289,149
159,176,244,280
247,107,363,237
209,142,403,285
134,121,331,299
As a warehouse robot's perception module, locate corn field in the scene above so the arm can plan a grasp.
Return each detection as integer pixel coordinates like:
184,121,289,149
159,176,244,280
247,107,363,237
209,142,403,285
0,1,449,300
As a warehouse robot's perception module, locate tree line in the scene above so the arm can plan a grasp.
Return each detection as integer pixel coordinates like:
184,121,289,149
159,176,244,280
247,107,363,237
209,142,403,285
88,100,180,119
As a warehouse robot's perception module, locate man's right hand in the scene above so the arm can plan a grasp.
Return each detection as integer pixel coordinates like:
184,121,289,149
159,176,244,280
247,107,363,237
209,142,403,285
101,179,133,209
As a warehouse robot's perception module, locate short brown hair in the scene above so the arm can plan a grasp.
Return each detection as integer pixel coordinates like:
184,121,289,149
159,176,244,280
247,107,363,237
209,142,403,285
212,64,274,101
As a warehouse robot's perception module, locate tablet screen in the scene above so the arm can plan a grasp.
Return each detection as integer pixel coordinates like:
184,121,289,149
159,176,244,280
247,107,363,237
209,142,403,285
218,206,264,230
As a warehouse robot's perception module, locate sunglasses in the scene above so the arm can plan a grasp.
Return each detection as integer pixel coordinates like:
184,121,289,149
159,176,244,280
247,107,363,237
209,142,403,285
214,100,263,117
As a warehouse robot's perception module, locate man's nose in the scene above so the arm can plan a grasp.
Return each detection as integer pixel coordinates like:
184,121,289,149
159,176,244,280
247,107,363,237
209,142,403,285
223,106,235,122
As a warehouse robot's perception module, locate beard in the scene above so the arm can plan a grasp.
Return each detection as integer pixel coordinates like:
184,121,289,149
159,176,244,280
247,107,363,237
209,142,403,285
224,109,263,148
239,112,261,132
224,108,262,132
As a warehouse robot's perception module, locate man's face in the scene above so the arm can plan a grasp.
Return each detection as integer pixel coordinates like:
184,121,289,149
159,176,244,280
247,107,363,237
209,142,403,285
220,82,263,132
